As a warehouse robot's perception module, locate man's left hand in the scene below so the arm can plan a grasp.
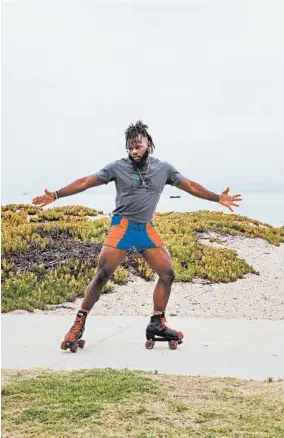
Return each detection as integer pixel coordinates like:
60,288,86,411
219,187,242,212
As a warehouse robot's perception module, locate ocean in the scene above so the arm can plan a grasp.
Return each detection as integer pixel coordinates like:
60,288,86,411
2,190,284,227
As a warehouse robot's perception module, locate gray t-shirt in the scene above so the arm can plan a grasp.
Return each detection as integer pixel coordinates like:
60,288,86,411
95,157,185,223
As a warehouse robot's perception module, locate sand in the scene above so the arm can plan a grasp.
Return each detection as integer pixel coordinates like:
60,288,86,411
24,232,284,320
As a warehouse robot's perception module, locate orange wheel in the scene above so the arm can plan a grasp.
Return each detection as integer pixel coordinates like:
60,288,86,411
78,339,85,349
169,340,178,350
70,343,78,353
61,341,68,350
178,331,184,340
145,339,155,349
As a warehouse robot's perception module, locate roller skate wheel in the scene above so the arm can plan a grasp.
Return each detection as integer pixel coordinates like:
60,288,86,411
168,340,178,350
61,341,67,350
178,331,184,340
61,341,68,350
78,339,85,349
145,339,155,349
70,343,78,353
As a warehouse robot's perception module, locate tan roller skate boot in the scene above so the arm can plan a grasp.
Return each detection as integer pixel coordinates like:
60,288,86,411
61,310,87,353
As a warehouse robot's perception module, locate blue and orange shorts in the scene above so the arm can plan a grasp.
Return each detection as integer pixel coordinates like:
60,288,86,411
103,215,165,253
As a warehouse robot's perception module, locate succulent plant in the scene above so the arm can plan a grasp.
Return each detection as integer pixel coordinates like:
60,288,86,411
1,205,283,312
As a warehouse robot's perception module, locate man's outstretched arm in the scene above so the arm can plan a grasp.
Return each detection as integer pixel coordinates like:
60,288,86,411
32,174,103,208
176,178,242,212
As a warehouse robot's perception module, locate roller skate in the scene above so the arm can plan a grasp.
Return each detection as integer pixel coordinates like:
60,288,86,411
145,312,184,350
61,310,87,353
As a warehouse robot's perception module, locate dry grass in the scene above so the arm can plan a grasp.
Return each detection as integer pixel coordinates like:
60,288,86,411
1,369,284,438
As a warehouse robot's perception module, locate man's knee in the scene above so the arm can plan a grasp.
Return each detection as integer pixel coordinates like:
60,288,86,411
95,266,112,284
159,269,175,284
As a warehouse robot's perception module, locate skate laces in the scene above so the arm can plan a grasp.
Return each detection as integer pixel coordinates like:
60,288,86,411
70,315,85,334
162,315,183,339
160,315,177,333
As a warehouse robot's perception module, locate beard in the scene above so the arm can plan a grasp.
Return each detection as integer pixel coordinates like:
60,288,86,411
129,148,150,169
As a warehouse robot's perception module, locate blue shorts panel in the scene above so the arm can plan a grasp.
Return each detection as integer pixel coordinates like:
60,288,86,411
104,215,165,252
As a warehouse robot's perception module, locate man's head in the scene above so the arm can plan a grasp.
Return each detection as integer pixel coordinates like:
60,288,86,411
125,120,155,168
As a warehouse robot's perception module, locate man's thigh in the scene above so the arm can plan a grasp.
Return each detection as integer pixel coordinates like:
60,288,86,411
140,246,174,275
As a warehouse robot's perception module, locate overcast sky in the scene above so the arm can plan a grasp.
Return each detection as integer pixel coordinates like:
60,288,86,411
2,0,284,196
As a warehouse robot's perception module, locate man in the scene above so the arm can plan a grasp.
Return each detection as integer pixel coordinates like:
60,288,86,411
32,121,242,351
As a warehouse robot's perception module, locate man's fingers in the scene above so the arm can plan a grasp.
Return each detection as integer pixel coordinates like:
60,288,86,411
32,198,43,204
222,186,230,195
45,188,55,198
232,203,239,207
32,190,54,206
32,197,49,207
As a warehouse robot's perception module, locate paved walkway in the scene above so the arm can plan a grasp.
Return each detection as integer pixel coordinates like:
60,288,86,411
2,315,283,380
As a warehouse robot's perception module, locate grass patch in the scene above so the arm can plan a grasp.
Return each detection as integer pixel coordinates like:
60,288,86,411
2,205,284,312
1,369,284,438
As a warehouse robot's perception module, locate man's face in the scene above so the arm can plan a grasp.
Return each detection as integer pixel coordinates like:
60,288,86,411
127,134,149,163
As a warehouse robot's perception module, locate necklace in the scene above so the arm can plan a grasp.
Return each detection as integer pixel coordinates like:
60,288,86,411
136,157,151,186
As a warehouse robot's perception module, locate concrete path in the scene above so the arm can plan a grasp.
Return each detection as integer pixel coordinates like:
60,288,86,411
2,315,284,380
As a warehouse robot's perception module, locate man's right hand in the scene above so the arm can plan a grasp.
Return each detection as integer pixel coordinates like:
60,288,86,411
32,189,56,208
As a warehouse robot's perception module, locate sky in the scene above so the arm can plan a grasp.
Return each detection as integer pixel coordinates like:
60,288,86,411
2,0,284,198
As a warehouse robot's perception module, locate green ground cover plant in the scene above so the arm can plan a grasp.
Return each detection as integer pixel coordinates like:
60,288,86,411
2,205,283,312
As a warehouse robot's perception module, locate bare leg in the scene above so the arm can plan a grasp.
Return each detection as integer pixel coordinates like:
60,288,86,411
61,246,127,350
141,247,183,349
140,246,175,312
82,246,127,311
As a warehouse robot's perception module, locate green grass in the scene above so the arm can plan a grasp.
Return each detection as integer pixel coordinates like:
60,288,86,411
1,369,284,438
2,205,284,313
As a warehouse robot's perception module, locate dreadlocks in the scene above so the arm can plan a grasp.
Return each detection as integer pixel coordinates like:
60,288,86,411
125,120,155,154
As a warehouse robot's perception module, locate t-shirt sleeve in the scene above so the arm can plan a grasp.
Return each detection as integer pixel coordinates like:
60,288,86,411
166,162,185,186
95,162,117,185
